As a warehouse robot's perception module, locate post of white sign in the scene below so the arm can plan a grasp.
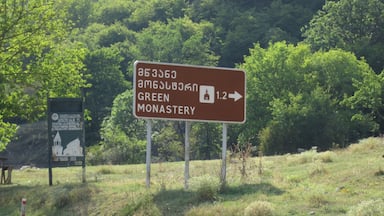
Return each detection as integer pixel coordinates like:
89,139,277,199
146,119,152,188
184,121,191,190
220,123,228,187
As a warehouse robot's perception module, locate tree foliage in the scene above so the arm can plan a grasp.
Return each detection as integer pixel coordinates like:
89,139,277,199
0,116,18,151
241,42,381,154
3,0,384,162
84,47,129,145
80,0,384,161
152,121,183,162
191,123,221,160
0,0,87,150
302,0,384,73
92,90,146,164
135,17,219,65
186,0,324,67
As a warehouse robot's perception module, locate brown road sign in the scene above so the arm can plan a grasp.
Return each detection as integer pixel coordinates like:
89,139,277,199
133,61,246,123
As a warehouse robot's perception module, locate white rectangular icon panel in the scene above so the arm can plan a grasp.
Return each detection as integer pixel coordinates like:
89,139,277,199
199,85,215,104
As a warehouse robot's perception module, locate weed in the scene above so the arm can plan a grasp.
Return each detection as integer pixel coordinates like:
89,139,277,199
315,151,335,163
231,143,254,181
287,153,330,178
1,137,384,215
186,203,240,216
49,185,93,210
347,199,384,216
97,166,115,175
287,150,317,165
348,137,382,153
52,188,72,209
189,175,220,202
121,192,161,216
244,200,274,216
285,174,302,185
374,168,384,176
308,194,329,208
309,162,328,177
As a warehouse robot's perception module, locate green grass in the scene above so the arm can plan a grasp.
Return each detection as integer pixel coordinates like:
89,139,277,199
1,137,384,215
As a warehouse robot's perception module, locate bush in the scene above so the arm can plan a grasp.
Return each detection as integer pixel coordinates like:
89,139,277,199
374,168,384,176
86,145,104,165
287,150,335,166
308,194,328,208
189,175,220,202
186,204,239,216
51,186,93,209
348,137,382,153
309,162,328,177
120,192,161,216
347,199,384,216
244,201,274,216
97,166,116,175
315,151,335,163
287,150,317,165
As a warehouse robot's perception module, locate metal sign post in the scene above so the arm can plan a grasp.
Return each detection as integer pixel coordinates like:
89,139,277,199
133,61,246,188
184,121,191,190
145,119,152,188
220,123,228,187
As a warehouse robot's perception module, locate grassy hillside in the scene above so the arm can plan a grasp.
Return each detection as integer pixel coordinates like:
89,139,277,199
0,137,383,215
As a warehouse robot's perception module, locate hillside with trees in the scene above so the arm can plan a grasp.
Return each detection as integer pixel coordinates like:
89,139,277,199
1,0,383,165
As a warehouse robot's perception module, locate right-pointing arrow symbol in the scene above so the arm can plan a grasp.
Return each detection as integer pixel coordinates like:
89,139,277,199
228,91,243,102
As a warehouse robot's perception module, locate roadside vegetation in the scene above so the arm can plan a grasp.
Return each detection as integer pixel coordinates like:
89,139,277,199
1,137,383,215
1,1,384,214
2,0,384,164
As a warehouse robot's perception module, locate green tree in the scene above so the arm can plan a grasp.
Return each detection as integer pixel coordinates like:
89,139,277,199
191,123,221,160
94,17,223,162
134,17,222,161
80,0,331,160
0,116,18,151
128,0,186,31
93,0,134,26
305,49,382,140
239,42,310,145
75,22,134,145
259,88,341,154
92,0,186,31
241,42,380,154
102,90,146,140
302,0,384,73
90,90,146,164
0,0,87,150
186,0,324,67
152,121,183,162
84,47,129,145
303,0,384,132
343,68,384,134
135,17,219,65
77,22,138,80
67,0,93,28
